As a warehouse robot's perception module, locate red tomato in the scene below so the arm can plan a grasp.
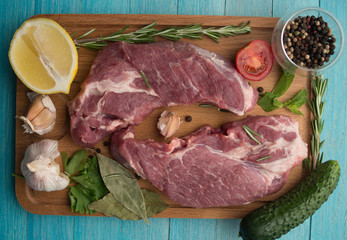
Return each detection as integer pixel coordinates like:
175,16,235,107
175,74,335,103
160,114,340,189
235,40,274,81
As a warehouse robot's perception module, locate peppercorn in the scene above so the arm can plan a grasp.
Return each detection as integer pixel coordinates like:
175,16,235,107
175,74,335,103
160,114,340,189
96,148,101,153
185,115,192,122
103,141,110,146
257,87,264,93
283,15,335,68
134,173,142,179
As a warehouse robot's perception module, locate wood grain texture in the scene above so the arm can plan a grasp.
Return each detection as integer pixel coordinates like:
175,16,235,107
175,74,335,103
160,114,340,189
0,0,346,240
14,14,310,219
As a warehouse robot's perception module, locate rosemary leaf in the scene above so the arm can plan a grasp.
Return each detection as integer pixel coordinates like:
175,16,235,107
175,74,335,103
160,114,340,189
75,28,96,40
242,125,262,145
242,125,261,137
139,70,150,89
257,156,272,162
199,104,215,108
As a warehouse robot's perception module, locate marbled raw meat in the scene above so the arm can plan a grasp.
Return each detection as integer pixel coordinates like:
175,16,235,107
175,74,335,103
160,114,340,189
110,115,307,208
69,41,258,147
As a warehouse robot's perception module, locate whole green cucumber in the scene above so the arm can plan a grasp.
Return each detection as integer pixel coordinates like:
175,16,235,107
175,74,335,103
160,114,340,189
239,160,340,240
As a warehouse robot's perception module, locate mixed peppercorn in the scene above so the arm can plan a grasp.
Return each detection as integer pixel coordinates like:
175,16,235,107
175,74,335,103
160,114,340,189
283,15,336,69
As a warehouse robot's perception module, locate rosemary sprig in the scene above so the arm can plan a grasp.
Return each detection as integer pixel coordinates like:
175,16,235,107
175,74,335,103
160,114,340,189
242,125,262,145
74,21,251,50
305,75,327,171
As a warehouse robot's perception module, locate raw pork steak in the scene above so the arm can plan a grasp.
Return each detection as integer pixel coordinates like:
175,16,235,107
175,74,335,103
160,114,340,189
69,41,258,147
110,115,307,208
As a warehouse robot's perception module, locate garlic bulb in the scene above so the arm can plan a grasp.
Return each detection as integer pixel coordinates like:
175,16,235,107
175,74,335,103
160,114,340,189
21,139,69,192
157,111,181,138
18,92,56,135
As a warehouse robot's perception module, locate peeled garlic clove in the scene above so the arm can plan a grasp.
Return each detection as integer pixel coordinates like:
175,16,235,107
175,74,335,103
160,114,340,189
18,93,56,135
21,139,69,192
157,111,181,138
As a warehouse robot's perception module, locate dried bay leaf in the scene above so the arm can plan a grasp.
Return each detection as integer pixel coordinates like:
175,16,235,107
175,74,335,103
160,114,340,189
88,193,140,219
97,153,148,223
142,189,169,217
88,189,169,220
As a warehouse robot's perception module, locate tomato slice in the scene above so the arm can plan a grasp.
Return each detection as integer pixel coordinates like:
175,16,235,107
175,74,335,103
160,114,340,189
235,40,274,81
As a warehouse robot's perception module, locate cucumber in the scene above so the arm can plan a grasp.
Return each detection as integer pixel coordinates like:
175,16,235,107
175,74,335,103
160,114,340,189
239,160,340,240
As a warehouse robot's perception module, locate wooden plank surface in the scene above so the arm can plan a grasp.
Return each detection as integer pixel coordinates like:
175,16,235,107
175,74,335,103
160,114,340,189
0,0,345,240
15,14,310,219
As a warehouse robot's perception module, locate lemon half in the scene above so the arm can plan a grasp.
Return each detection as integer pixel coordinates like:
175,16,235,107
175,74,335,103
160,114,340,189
9,18,78,94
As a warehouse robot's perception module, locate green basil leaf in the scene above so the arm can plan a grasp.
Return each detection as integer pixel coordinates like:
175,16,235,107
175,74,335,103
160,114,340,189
286,107,304,115
97,153,148,223
273,99,284,108
271,71,295,97
284,89,308,109
257,92,280,112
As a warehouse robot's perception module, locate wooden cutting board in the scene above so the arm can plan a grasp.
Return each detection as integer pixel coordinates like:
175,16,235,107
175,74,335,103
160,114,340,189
15,14,311,219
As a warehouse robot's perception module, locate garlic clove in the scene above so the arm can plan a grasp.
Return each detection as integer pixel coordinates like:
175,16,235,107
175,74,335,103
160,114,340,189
26,95,46,121
31,108,56,130
21,139,69,192
157,111,181,138
18,93,56,135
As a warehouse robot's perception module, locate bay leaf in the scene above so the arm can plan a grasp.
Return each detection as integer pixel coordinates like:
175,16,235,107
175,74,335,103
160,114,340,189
97,153,148,223
88,193,140,219
142,189,169,217
88,189,169,220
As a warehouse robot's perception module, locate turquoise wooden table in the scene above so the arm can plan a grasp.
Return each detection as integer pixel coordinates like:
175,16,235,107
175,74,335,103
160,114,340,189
1,0,345,239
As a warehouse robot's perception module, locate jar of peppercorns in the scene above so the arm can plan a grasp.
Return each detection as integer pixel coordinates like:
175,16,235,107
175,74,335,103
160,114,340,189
271,7,343,77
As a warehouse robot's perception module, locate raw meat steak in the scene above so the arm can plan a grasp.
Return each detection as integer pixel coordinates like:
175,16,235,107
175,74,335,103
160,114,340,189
69,41,258,147
110,115,307,208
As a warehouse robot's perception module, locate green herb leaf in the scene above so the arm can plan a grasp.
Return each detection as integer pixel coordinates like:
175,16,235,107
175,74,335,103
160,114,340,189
257,156,272,162
65,152,109,215
61,152,68,171
258,92,280,112
139,70,150,89
69,184,95,214
271,71,295,97
97,153,148,223
273,99,284,108
258,71,306,115
242,125,262,145
64,150,88,175
283,89,308,115
71,156,108,201
88,189,168,220
308,76,328,170
74,22,251,51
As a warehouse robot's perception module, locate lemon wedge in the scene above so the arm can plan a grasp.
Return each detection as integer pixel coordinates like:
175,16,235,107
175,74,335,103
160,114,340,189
9,18,78,94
